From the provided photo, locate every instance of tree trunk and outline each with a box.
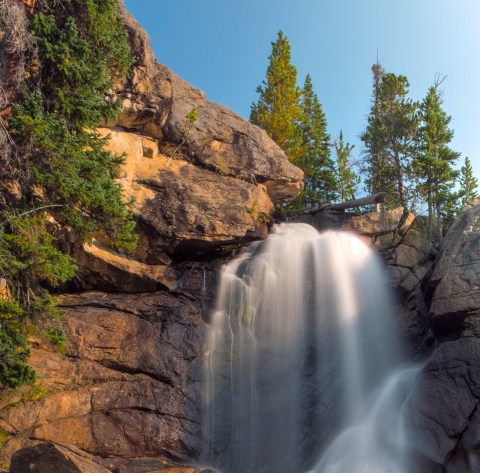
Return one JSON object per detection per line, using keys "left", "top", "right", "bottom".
{"left": 427, "top": 184, "right": 433, "bottom": 240}
{"left": 329, "top": 192, "right": 386, "bottom": 211}
{"left": 394, "top": 152, "right": 407, "bottom": 210}
{"left": 436, "top": 204, "right": 443, "bottom": 246}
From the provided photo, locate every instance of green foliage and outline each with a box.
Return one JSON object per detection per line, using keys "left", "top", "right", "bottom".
{"left": 0, "top": 301, "right": 24, "bottom": 333}
{"left": 247, "top": 200, "right": 271, "bottom": 224}
{"left": 31, "top": 0, "right": 132, "bottom": 131}
{"left": 0, "top": 328, "right": 36, "bottom": 389}
{"left": 362, "top": 63, "right": 396, "bottom": 201}
{"left": 10, "top": 94, "right": 136, "bottom": 248}
{"left": 250, "top": 31, "right": 305, "bottom": 162}
{"left": 2, "top": 213, "right": 77, "bottom": 288}
{"left": 459, "top": 157, "right": 479, "bottom": 208}
{"left": 335, "top": 130, "right": 360, "bottom": 202}
{"left": 361, "top": 65, "right": 420, "bottom": 210}
{"left": 415, "top": 81, "right": 460, "bottom": 236}
{"left": 186, "top": 107, "right": 198, "bottom": 127}
{"left": 43, "top": 327, "right": 68, "bottom": 356}
{"left": 289, "top": 74, "right": 337, "bottom": 209}
{"left": 0, "top": 0, "right": 135, "bottom": 390}
{"left": 20, "top": 385, "right": 47, "bottom": 403}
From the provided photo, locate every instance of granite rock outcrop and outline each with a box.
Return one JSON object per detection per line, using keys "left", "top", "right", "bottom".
{"left": 0, "top": 0, "right": 302, "bottom": 469}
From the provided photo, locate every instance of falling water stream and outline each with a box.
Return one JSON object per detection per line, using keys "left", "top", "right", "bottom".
{"left": 203, "top": 223, "right": 419, "bottom": 473}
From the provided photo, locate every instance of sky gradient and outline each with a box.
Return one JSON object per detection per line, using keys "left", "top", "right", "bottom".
{"left": 124, "top": 0, "right": 480, "bottom": 185}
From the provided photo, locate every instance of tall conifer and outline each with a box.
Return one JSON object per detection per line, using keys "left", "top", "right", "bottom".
{"left": 335, "top": 130, "right": 359, "bottom": 202}
{"left": 361, "top": 70, "right": 420, "bottom": 210}
{"left": 362, "top": 62, "right": 395, "bottom": 200}
{"left": 292, "top": 74, "right": 337, "bottom": 208}
{"left": 250, "top": 31, "right": 304, "bottom": 163}
{"left": 416, "top": 82, "right": 460, "bottom": 236}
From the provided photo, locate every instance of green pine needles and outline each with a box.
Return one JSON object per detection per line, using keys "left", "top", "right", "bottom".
{"left": 0, "top": 0, "right": 136, "bottom": 390}
{"left": 251, "top": 32, "right": 475, "bottom": 230}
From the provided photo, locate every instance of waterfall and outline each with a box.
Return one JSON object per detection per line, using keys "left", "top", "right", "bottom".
{"left": 203, "top": 223, "right": 419, "bottom": 473}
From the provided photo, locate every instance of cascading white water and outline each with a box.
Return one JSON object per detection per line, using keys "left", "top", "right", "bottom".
{"left": 203, "top": 223, "right": 419, "bottom": 473}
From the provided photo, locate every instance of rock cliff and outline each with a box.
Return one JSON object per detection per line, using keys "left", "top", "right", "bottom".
{"left": 0, "top": 0, "right": 303, "bottom": 470}
{"left": 2, "top": 1, "right": 480, "bottom": 472}
{"left": 406, "top": 202, "right": 480, "bottom": 473}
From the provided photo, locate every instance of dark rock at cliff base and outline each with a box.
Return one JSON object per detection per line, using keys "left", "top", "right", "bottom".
{"left": 100, "top": 456, "right": 201, "bottom": 472}
{"left": 407, "top": 338, "right": 480, "bottom": 473}
{"left": 10, "top": 442, "right": 109, "bottom": 473}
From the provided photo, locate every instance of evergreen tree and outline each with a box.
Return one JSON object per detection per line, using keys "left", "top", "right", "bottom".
{"left": 361, "top": 69, "right": 420, "bottom": 210}
{"left": 362, "top": 62, "right": 395, "bottom": 201}
{"left": 459, "top": 156, "right": 479, "bottom": 207}
{"left": 415, "top": 82, "right": 460, "bottom": 237}
{"left": 291, "top": 74, "right": 337, "bottom": 208}
{"left": 0, "top": 0, "right": 136, "bottom": 390}
{"left": 335, "top": 130, "right": 359, "bottom": 202}
{"left": 250, "top": 31, "right": 304, "bottom": 162}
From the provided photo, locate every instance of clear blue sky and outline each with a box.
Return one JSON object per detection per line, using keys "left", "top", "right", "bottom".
{"left": 124, "top": 0, "right": 480, "bottom": 183}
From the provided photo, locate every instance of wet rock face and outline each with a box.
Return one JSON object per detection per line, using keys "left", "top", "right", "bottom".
{"left": 407, "top": 338, "right": 480, "bottom": 473}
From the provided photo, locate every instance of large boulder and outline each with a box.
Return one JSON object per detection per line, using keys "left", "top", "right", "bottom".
{"left": 10, "top": 442, "right": 110, "bottom": 473}
{"left": 9, "top": 442, "right": 202, "bottom": 473}
{"left": 113, "top": 6, "right": 303, "bottom": 205}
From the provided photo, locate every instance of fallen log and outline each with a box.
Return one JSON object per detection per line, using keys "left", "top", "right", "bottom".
{"left": 328, "top": 192, "right": 385, "bottom": 211}
{"left": 286, "top": 193, "right": 386, "bottom": 217}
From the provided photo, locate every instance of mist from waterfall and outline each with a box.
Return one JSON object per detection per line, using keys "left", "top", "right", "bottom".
{"left": 202, "top": 223, "right": 419, "bottom": 473}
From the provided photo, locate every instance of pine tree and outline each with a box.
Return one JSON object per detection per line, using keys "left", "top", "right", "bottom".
{"left": 0, "top": 0, "right": 136, "bottom": 390}
{"left": 361, "top": 69, "right": 420, "bottom": 210}
{"left": 250, "top": 31, "right": 304, "bottom": 162}
{"left": 291, "top": 74, "right": 337, "bottom": 208}
{"left": 335, "top": 130, "right": 359, "bottom": 202}
{"left": 415, "top": 82, "right": 460, "bottom": 237}
{"left": 362, "top": 62, "right": 395, "bottom": 200}
{"left": 459, "top": 156, "right": 479, "bottom": 207}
